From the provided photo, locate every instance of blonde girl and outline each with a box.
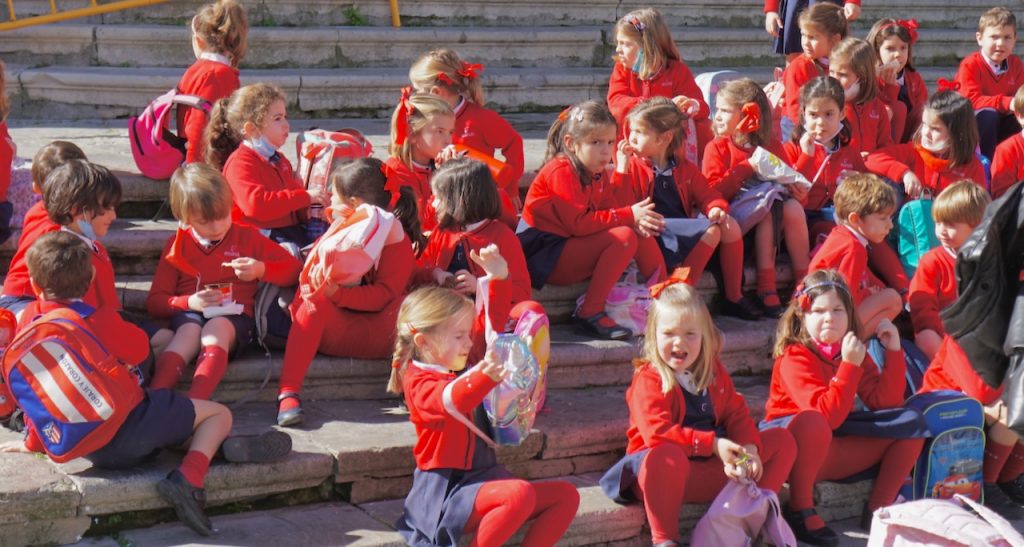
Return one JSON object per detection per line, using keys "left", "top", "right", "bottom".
{"left": 829, "top": 38, "right": 893, "bottom": 157}
{"left": 867, "top": 18, "right": 927, "bottom": 143}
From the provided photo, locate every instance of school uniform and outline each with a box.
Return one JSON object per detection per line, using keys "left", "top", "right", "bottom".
{"left": 384, "top": 156, "right": 438, "bottom": 233}
{"left": 702, "top": 136, "right": 788, "bottom": 200}
{"left": 783, "top": 135, "right": 867, "bottom": 212}
{"left": 808, "top": 225, "right": 887, "bottom": 307}
{"left": 878, "top": 70, "right": 928, "bottom": 143}
{"left": 0, "top": 202, "right": 58, "bottom": 311}
{"left": 453, "top": 99, "right": 525, "bottom": 203}
{"left": 60, "top": 228, "right": 121, "bottom": 315}
{"left": 990, "top": 131, "right": 1024, "bottom": 198}
{"left": 782, "top": 56, "right": 828, "bottom": 124}
{"left": 222, "top": 143, "right": 311, "bottom": 246}
{"left": 908, "top": 246, "right": 956, "bottom": 338}
{"left": 920, "top": 336, "right": 1002, "bottom": 404}
{"left": 0, "top": 121, "right": 14, "bottom": 244}
{"left": 846, "top": 97, "right": 893, "bottom": 155}
{"left": 955, "top": 51, "right": 1024, "bottom": 159}
{"left": 765, "top": 0, "right": 851, "bottom": 55}
{"left": 866, "top": 142, "right": 986, "bottom": 195}
{"left": 176, "top": 55, "right": 240, "bottom": 165}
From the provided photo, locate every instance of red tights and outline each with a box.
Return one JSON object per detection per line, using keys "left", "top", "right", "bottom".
{"left": 635, "top": 428, "right": 796, "bottom": 543}
{"left": 463, "top": 479, "right": 580, "bottom": 547}
{"left": 547, "top": 227, "right": 665, "bottom": 318}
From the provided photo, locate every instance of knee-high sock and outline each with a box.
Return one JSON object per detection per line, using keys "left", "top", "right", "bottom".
{"left": 150, "top": 351, "right": 186, "bottom": 390}
{"left": 188, "top": 346, "right": 228, "bottom": 400}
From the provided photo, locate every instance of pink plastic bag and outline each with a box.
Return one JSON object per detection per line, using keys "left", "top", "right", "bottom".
{"left": 691, "top": 478, "right": 797, "bottom": 547}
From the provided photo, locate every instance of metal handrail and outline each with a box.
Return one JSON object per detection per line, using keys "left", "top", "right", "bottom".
{"left": 390, "top": 0, "right": 401, "bottom": 27}
{"left": 1, "top": 0, "right": 169, "bottom": 32}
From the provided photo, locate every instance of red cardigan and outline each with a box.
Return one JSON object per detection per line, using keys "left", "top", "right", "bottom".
{"left": 312, "top": 236, "right": 415, "bottom": 313}
{"left": 878, "top": 70, "right": 928, "bottom": 142}
{"left": 908, "top": 246, "right": 956, "bottom": 336}
{"left": 846, "top": 97, "right": 893, "bottom": 155}
{"left": 955, "top": 51, "right": 1024, "bottom": 113}
{"left": 176, "top": 59, "right": 240, "bottom": 165}
{"left": 991, "top": 131, "right": 1024, "bottom": 198}
{"left": 765, "top": 343, "right": 907, "bottom": 428}
{"left": 783, "top": 139, "right": 867, "bottom": 211}
{"left": 222, "top": 145, "right": 309, "bottom": 230}
{"left": 625, "top": 361, "right": 762, "bottom": 457}
{"left": 782, "top": 56, "right": 827, "bottom": 123}
{"left": 2, "top": 202, "right": 58, "bottom": 298}
{"left": 808, "top": 226, "right": 888, "bottom": 307}
{"left": 521, "top": 155, "right": 633, "bottom": 237}
{"left": 702, "top": 136, "right": 788, "bottom": 200}
{"left": 865, "top": 143, "right": 986, "bottom": 195}
{"left": 454, "top": 100, "right": 525, "bottom": 200}
{"left": 607, "top": 60, "right": 710, "bottom": 131}
{"left": 384, "top": 156, "right": 437, "bottom": 233}
{"left": 920, "top": 336, "right": 1002, "bottom": 405}
{"left": 618, "top": 155, "right": 728, "bottom": 216}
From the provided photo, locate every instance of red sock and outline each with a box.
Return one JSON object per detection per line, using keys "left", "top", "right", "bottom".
{"left": 757, "top": 267, "right": 780, "bottom": 305}
{"left": 720, "top": 238, "right": 744, "bottom": 302}
{"left": 188, "top": 346, "right": 228, "bottom": 400}
{"left": 178, "top": 450, "right": 211, "bottom": 488}
{"left": 985, "top": 440, "right": 1015, "bottom": 483}
{"left": 998, "top": 443, "right": 1024, "bottom": 483}
{"left": 150, "top": 351, "right": 186, "bottom": 390}
{"left": 679, "top": 240, "right": 715, "bottom": 286}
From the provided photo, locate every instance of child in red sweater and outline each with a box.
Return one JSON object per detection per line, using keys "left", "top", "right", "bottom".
{"left": 867, "top": 18, "right": 928, "bottom": 143}
{"left": 147, "top": 164, "right": 301, "bottom": 400}
{"left": 704, "top": 78, "right": 810, "bottom": 316}
{"left": 206, "top": 83, "right": 326, "bottom": 249}
{"left": 519, "top": 101, "right": 666, "bottom": 340}
{"left": 764, "top": 270, "right": 924, "bottom": 544}
{"left": 389, "top": 286, "right": 579, "bottom": 546}
{"left": 275, "top": 158, "right": 419, "bottom": 427}
{"left": 781, "top": 4, "right": 848, "bottom": 142}
{"left": 607, "top": 8, "right": 712, "bottom": 162}
{"left": 601, "top": 280, "right": 796, "bottom": 545}
{"left": 409, "top": 49, "right": 525, "bottom": 208}
{"left": 829, "top": 38, "right": 893, "bottom": 158}
{"left": 765, "top": 0, "right": 860, "bottom": 62}
{"left": 909, "top": 181, "right": 990, "bottom": 358}
{"left": 990, "top": 84, "right": 1024, "bottom": 198}
{"left": 955, "top": 7, "right": 1024, "bottom": 161}
{"left": 176, "top": 0, "right": 247, "bottom": 165}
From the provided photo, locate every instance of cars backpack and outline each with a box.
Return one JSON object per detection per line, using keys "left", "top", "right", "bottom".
{"left": 295, "top": 129, "right": 374, "bottom": 239}
{"left": 129, "top": 89, "right": 213, "bottom": 180}
{"left": 897, "top": 191, "right": 939, "bottom": 278}
{"left": 1, "top": 303, "right": 144, "bottom": 462}
{"left": 900, "top": 390, "right": 985, "bottom": 502}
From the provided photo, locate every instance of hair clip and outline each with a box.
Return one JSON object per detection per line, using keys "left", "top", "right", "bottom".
{"left": 793, "top": 280, "right": 850, "bottom": 310}
{"left": 557, "top": 105, "right": 573, "bottom": 122}
{"left": 394, "top": 87, "right": 416, "bottom": 146}
{"left": 570, "top": 107, "right": 585, "bottom": 123}
{"left": 390, "top": 359, "right": 403, "bottom": 370}
{"left": 936, "top": 78, "right": 960, "bottom": 92}
{"left": 406, "top": 322, "right": 419, "bottom": 335}
{"left": 649, "top": 276, "right": 687, "bottom": 299}
{"left": 627, "top": 15, "right": 646, "bottom": 33}
{"left": 457, "top": 61, "right": 484, "bottom": 80}
{"left": 436, "top": 72, "right": 456, "bottom": 86}
{"left": 736, "top": 102, "right": 761, "bottom": 134}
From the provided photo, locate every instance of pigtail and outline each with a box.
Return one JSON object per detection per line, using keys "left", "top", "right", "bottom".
{"left": 387, "top": 325, "right": 415, "bottom": 394}
{"left": 394, "top": 185, "right": 427, "bottom": 256}
{"left": 193, "top": 0, "right": 249, "bottom": 66}
{"left": 203, "top": 97, "right": 239, "bottom": 171}
{"left": 544, "top": 112, "right": 570, "bottom": 164}
{"left": 462, "top": 73, "right": 485, "bottom": 106}
{"left": 772, "top": 303, "right": 808, "bottom": 358}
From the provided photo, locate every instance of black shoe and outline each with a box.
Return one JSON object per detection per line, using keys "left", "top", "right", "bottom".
{"left": 859, "top": 502, "right": 874, "bottom": 532}
{"left": 156, "top": 470, "right": 213, "bottom": 536}
{"left": 984, "top": 482, "right": 1024, "bottom": 520}
{"left": 756, "top": 294, "right": 785, "bottom": 318}
{"left": 573, "top": 311, "right": 631, "bottom": 340}
{"left": 276, "top": 392, "right": 304, "bottom": 428}
{"left": 221, "top": 430, "right": 292, "bottom": 463}
{"left": 998, "top": 474, "right": 1024, "bottom": 505}
{"left": 719, "top": 295, "right": 764, "bottom": 321}
{"left": 783, "top": 507, "right": 839, "bottom": 547}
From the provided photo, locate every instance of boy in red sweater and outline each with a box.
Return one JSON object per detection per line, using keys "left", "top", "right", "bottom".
{"left": 955, "top": 7, "right": 1024, "bottom": 161}
{"left": 990, "top": 84, "right": 1024, "bottom": 198}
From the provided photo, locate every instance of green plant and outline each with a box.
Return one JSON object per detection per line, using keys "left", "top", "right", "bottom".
{"left": 343, "top": 5, "right": 367, "bottom": 26}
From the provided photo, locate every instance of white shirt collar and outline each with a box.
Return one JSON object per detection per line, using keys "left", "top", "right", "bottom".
{"left": 981, "top": 52, "right": 1008, "bottom": 75}
{"left": 842, "top": 223, "right": 869, "bottom": 247}
{"left": 411, "top": 360, "right": 453, "bottom": 375}
{"left": 464, "top": 219, "right": 487, "bottom": 232}
{"left": 453, "top": 96, "right": 467, "bottom": 116}
{"left": 199, "top": 51, "right": 232, "bottom": 66}
{"left": 674, "top": 369, "right": 702, "bottom": 395}
{"left": 59, "top": 226, "right": 98, "bottom": 251}
{"left": 943, "top": 245, "right": 957, "bottom": 259}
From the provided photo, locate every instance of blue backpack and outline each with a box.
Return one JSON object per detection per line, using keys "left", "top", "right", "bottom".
{"left": 896, "top": 194, "right": 938, "bottom": 278}
{"left": 900, "top": 391, "right": 985, "bottom": 502}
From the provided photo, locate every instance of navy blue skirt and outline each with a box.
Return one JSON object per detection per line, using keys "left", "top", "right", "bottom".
{"left": 517, "top": 225, "right": 568, "bottom": 290}
{"left": 600, "top": 449, "right": 649, "bottom": 503}
{"left": 658, "top": 216, "right": 710, "bottom": 271}
{"left": 760, "top": 408, "right": 929, "bottom": 439}
{"left": 772, "top": 0, "right": 842, "bottom": 55}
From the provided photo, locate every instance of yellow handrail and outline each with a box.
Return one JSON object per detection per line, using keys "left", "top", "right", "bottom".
{"left": 1, "top": 0, "right": 169, "bottom": 32}
{"left": 390, "top": 0, "right": 401, "bottom": 27}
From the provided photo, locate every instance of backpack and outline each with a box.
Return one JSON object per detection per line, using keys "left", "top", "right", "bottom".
{"left": 900, "top": 391, "right": 985, "bottom": 502}
{"left": 1, "top": 303, "right": 144, "bottom": 462}
{"left": 695, "top": 70, "right": 741, "bottom": 120}
{"left": 574, "top": 263, "right": 653, "bottom": 335}
{"left": 0, "top": 307, "right": 19, "bottom": 420}
{"left": 295, "top": 129, "right": 374, "bottom": 240}
{"left": 129, "top": 89, "right": 213, "bottom": 180}
{"left": 253, "top": 283, "right": 294, "bottom": 352}
{"left": 866, "top": 337, "right": 930, "bottom": 401}
{"left": 868, "top": 494, "right": 1024, "bottom": 546}
{"left": 897, "top": 192, "right": 939, "bottom": 278}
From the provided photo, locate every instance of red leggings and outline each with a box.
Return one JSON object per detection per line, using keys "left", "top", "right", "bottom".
{"left": 547, "top": 227, "right": 665, "bottom": 317}
{"left": 635, "top": 428, "right": 797, "bottom": 543}
{"left": 463, "top": 479, "right": 580, "bottom": 547}
{"left": 785, "top": 411, "right": 925, "bottom": 514}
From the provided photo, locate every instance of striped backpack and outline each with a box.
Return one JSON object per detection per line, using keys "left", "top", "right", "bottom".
{"left": 1, "top": 303, "right": 143, "bottom": 462}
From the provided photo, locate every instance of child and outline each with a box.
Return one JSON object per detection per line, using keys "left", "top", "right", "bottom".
{"left": 606, "top": 8, "right": 713, "bottom": 160}
{"left": 0, "top": 59, "right": 13, "bottom": 246}
{"left": 205, "top": 83, "right": 326, "bottom": 249}
{"left": 385, "top": 89, "right": 458, "bottom": 233}
{"left": 276, "top": 158, "right": 418, "bottom": 427}
{"left": 3, "top": 231, "right": 291, "bottom": 537}
{"left": 781, "top": 3, "right": 848, "bottom": 141}
{"left": 866, "top": 90, "right": 985, "bottom": 197}
{"left": 909, "top": 181, "right": 991, "bottom": 359}
{"left": 409, "top": 49, "right": 525, "bottom": 207}
{"left": 147, "top": 163, "right": 301, "bottom": 400}
{"left": 600, "top": 280, "right": 796, "bottom": 545}
{"left": 990, "top": 84, "right": 1024, "bottom": 198}
{"left": 519, "top": 101, "right": 666, "bottom": 340}
{"left": 764, "top": 270, "right": 925, "bottom": 544}
{"left": 954, "top": 7, "right": 1024, "bottom": 161}
{"left": 0, "top": 141, "right": 86, "bottom": 318}
{"left": 703, "top": 79, "right": 811, "bottom": 316}
{"left": 617, "top": 97, "right": 761, "bottom": 320}
{"left": 867, "top": 18, "right": 928, "bottom": 143}
{"left": 807, "top": 173, "right": 903, "bottom": 336}
{"left": 389, "top": 286, "right": 579, "bottom": 546}
{"left": 176, "top": 0, "right": 247, "bottom": 165}
{"left": 829, "top": 38, "right": 893, "bottom": 157}
{"left": 765, "top": 0, "right": 860, "bottom": 62}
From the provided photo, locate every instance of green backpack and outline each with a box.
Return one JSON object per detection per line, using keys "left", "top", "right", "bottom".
{"left": 897, "top": 194, "right": 939, "bottom": 277}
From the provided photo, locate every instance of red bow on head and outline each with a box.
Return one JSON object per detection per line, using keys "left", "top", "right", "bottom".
{"left": 896, "top": 19, "right": 919, "bottom": 45}
{"left": 457, "top": 61, "right": 484, "bottom": 80}
{"left": 394, "top": 87, "right": 416, "bottom": 147}
{"left": 649, "top": 275, "right": 688, "bottom": 299}
{"left": 936, "top": 78, "right": 960, "bottom": 92}
{"left": 381, "top": 163, "right": 402, "bottom": 209}
{"left": 437, "top": 72, "right": 456, "bottom": 86}
{"left": 735, "top": 102, "right": 761, "bottom": 134}
{"left": 557, "top": 105, "right": 573, "bottom": 123}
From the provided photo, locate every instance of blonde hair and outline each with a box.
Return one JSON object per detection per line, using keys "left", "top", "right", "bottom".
{"left": 932, "top": 180, "right": 991, "bottom": 226}
{"left": 627, "top": 97, "right": 686, "bottom": 157}
{"left": 192, "top": 0, "right": 249, "bottom": 67}
{"left": 409, "top": 49, "right": 485, "bottom": 105}
{"left": 614, "top": 8, "right": 680, "bottom": 80}
{"left": 834, "top": 172, "right": 896, "bottom": 221}
{"left": 716, "top": 78, "right": 773, "bottom": 147}
{"left": 1012, "top": 84, "right": 1024, "bottom": 117}
{"left": 388, "top": 92, "right": 455, "bottom": 169}
{"left": 798, "top": 3, "right": 848, "bottom": 41}
{"left": 978, "top": 6, "right": 1016, "bottom": 34}
{"left": 169, "top": 163, "right": 233, "bottom": 224}
{"left": 387, "top": 287, "right": 475, "bottom": 394}
{"left": 203, "top": 83, "right": 286, "bottom": 170}
{"left": 773, "top": 270, "right": 861, "bottom": 358}
{"left": 0, "top": 59, "right": 9, "bottom": 122}
{"left": 639, "top": 283, "right": 721, "bottom": 394}
{"left": 545, "top": 100, "right": 617, "bottom": 183}
{"left": 829, "top": 38, "right": 879, "bottom": 104}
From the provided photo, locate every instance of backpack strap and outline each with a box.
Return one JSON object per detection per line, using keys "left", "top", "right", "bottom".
{"left": 440, "top": 367, "right": 498, "bottom": 450}
{"left": 67, "top": 301, "right": 96, "bottom": 319}
{"left": 170, "top": 95, "right": 213, "bottom": 114}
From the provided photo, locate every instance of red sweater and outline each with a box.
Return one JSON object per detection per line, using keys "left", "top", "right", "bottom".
{"left": 146, "top": 224, "right": 301, "bottom": 318}
{"left": 454, "top": 100, "right": 525, "bottom": 200}
{"left": 955, "top": 51, "right": 1024, "bottom": 113}
{"left": 607, "top": 60, "right": 710, "bottom": 131}
{"left": 625, "top": 361, "right": 761, "bottom": 457}
{"left": 991, "top": 131, "right": 1024, "bottom": 198}
{"left": 521, "top": 156, "right": 634, "bottom": 237}
{"left": 618, "top": 155, "right": 729, "bottom": 216}
{"left": 879, "top": 70, "right": 928, "bottom": 142}
{"left": 2, "top": 202, "right": 58, "bottom": 298}
{"left": 920, "top": 335, "right": 1002, "bottom": 405}
{"left": 176, "top": 59, "right": 240, "bottom": 165}
{"left": 764, "top": 0, "right": 858, "bottom": 12}
{"left": 846, "top": 97, "right": 893, "bottom": 155}
{"left": 865, "top": 143, "right": 986, "bottom": 194}
{"left": 783, "top": 56, "right": 827, "bottom": 123}
{"left": 384, "top": 156, "right": 437, "bottom": 233}
{"left": 908, "top": 246, "right": 956, "bottom": 336}
{"left": 702, "top": 136, "right": 788, "bottom": 200}
{"left": 403, "top": 362, "right": 500, "bottom": 470}
{"left": 222, "top": 145, "right": 309, "bottom": 230}
{"left": 0, "top": 122, "right": 13, "bottom": 201}
{"left": 783, "top": 139, "right": 867, "bottom": 211}
{"left": 312, "top": 236, "right": 415, "bottom": 313}
{"left": 765, "top": 343, "right": 907, "bottom": 428}
{"left": 808, "top": 226, "right": 887, "bottom": 307}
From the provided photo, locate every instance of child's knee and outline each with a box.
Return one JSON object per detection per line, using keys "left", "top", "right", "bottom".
{"left": 200, "top": 317, "right": 236, "bottom": 347}
{"left": 701, "top": 224, "right": 722, "bottom": 245}
{"left": 721, "top": 215, "right": 741, "bottom": 241}
{"left": 788, "top": 410, "right": 833, "bottom": 444}
{"left": 607, "top": 226, "right": 639, "bottom": 249}
{"left": 762, "top": 427, "right": 797, "bottom": 461}
{"left": 783, "top": 199, "right": 806, "bottom": 223}
{"left": 644, "top": 443, "right": 690, "bottom": 477}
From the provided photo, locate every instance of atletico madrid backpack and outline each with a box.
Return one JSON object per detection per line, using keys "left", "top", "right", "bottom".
{"left": 1, "top": 302, "right": 144, "bottom": 462}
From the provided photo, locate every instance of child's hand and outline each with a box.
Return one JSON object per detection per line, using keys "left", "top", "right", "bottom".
{"left": 707, "top": 207, "right": 726, "bottom": 224}
{"left": 764, "top": 11, "right": 782, "bottom": 36}
{"left": 188, "top": 289, "right": 223, "bottom": 311}
{"left": 671, "top": 95, "right": 700, "bottom": 116}
{"left": 479, "top": 349, "right": 506, "bottom": 382}
{"left": 223, "top": 257, "right": 266, "bottom": 282}
{"left": 841, "top": 331, "right": 866, "bottom": 366}
{"left": 713, "top": 437, "right": 746, "bottom": 468}
{"left": 902, "top": 171, "right": 922, "bottom": 199}
{"left": 435, "top": 145, "right": 464, "bottom": 166}
{"left": 877, "top": 61, "right": 900, "bottom": 85}
{"left": 876, "top": 318, "right": 901, "bottom": 352}
{"left": 0, "top": 440, "right": 30, "bottom": 453}
{"left": 469, "top": 243, "right": 509, "bottom": 281}
{"left": 616, "top": 140, "right": 634, "bottom": 173}
{"left": 788, "top": 182, "right": 809, "bottom": 202}
{"left": 843, "top": 2, "right": 860, "bottom": 20}
{"left": 453, "top": 270, "right": 478, "bottom": 295}
{"left": 799, "top": 130, "right": 816, "bottom": 156}
{"left": 433, "top": 268, "right": 457, "bottom": 288}
{"left": 632, "top": 197, "right": 665, "bottom": 236}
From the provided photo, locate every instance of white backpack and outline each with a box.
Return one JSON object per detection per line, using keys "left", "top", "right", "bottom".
{"left": 868, "top": 494, "right": 1024, "bottom": 546}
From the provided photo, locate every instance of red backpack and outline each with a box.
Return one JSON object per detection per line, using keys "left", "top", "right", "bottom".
{"left": 1, "top": 303, "right": 143, "bottom": 462}
{"left": 0, "top": 307, "right": 19, "bottom": 419}
{"left": 129, "top": 88, "right": 213, "bottom": 180}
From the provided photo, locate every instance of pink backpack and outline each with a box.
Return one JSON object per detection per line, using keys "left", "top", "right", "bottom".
{"left": 691, "top": 478, "right": 797, "bottom": 546}
{"left": 295, "top": 128, "right": 373, "bottom": 195}
{"left": 867, "top": 494, "right": 1024, "bottom": 546}
{"left": 128, "top": 89, "right": 212, "bottom": 179}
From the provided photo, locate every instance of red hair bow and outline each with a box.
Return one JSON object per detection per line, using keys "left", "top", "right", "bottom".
{"left": 437, "top": 72, "right": 456, "bottom": 86}
{"left": 936, "top": 78, "right": 960, "bottom": 92}
{"left": 557, "top": 105, "right": 573, "bottom": 123}
{"left": 649, "top": 275, "right": 688, "bottom": 299}
{"left": 381, "top": 163, "right": 402, "bottom": 209}
{"left": 458, "top": 61, "right": 484, "bottom": 80}
{"left": 896, "top": 19, "right": 919, "bottom": 45}
{"left": 393, "top": 87, "right": 416, "bottom": 147}
{"left": 736, "top": 102, "right": 761, "bottom": 134}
